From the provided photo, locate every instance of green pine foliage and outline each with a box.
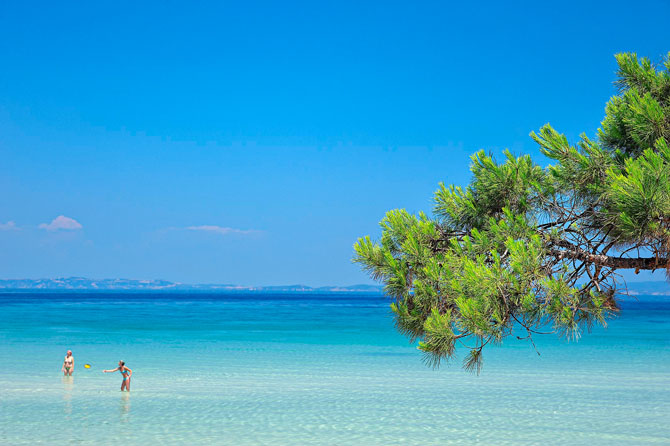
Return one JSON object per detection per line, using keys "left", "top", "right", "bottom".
{"left": 354, "top": 52, "right": 670, "bottom": 372}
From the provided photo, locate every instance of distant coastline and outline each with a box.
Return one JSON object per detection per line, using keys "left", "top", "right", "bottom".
{"left": 0, "top": 277, "right": 670, "bottom": 297}
{"left": 0, "top": 277, "right": 384, "bottom": 293}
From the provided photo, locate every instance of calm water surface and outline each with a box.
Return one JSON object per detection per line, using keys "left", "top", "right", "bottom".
{"left": 0, "top": 292, "right": 668, "bottom": 445}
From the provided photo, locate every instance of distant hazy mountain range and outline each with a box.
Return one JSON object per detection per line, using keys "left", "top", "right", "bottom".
{"left": 621, "top": 280, "right": 670, "bottom": 296}
{"left": 0, "top": 277, "right": 384, "bottom": 292}
{"left": 0, "top": 277, "right": 669, "bottom": 296}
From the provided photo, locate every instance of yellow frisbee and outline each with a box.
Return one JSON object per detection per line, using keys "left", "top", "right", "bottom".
{"left": 84, "top": 364, "right": 91, "bottom": 369}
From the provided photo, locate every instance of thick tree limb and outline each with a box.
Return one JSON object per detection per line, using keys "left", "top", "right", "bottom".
{"left": 550, "top": 247, "right": 668, "bottom": 270}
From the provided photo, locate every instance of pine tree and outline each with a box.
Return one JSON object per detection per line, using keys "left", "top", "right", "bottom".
{"left": 353, "top": 52, "right": 670, "bottom": 372}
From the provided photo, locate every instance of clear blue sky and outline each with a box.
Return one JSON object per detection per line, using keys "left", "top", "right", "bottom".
{"left": 1, "top": 1, "right": 668, "bottom": 286}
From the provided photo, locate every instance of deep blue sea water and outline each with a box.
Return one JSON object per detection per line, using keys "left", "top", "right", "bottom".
{"left": 0, "top": 291, "right": 668, "bottom": 445}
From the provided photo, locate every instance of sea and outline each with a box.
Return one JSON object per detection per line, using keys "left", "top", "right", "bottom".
{"left": 0, "top": 291, "right": 668, "bottom": 445}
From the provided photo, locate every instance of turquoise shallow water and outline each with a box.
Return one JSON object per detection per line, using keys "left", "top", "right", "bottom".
{"left": 0, "top": 292, "right": 668, "bottom": 445}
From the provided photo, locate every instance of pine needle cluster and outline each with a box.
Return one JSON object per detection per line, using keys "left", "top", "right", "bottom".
{"left": 354, "top": 52, "right": 670, "bottom": 373}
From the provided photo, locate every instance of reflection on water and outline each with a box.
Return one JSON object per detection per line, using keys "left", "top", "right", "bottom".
{"left": 61, "top": 376, "right": 73, "bottom": 418}
{"left": 120, "top": 393, "right": 131, "bottom": 423}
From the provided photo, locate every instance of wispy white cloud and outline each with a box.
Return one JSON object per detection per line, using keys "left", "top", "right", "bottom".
{"left": 39, "top": 215, "right": 83, "bottom": 231}
{"left": 186, "top": 225, "right": 260, "bottom": 236}
{"left": 0, "top": 221, "right": 18, "bottom": 231}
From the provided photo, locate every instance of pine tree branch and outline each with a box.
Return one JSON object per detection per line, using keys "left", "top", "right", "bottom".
{"left": 550, "top": 245, "right": 668, "bottom": 270}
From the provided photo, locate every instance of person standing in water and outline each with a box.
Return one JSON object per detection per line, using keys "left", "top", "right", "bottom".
{"left": 103, "top": 360, "right": 132, "bottom": 391}
{"left": 62, "top": 350, "right": 74, "bottom": 376}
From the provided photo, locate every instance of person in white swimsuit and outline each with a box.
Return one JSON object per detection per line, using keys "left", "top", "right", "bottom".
{"left": 62, "top": 350, "right": 74, "bottom": 376}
